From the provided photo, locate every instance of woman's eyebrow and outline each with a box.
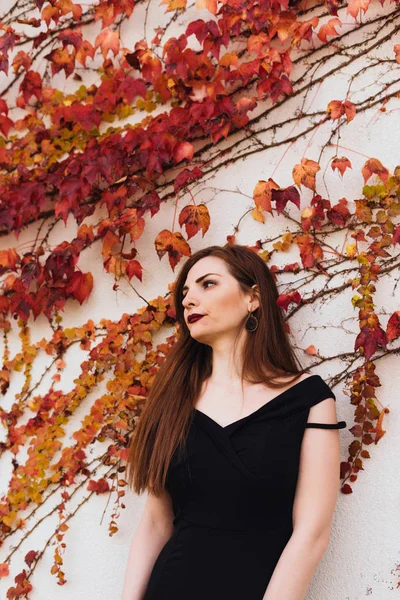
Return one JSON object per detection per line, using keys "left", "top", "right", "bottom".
{"left": 182, "top": 273, "right": 221, "bottom": 292}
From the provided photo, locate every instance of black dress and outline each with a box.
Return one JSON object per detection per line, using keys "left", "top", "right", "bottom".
{"left": 143, "top": 374, "right": 346, "bottom": 600}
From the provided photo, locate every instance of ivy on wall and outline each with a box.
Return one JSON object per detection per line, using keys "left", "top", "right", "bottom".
{"left": 0, "top": 0, "right": 399, "bottom": 596}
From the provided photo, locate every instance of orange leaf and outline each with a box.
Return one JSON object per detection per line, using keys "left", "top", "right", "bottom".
{"left": 295, "top": 234, "right": 324, "bottom": 268}
{"left": 291, "top": 17, "right": 319, "bottom": 48}
{"left": 178, "top": 204, "right": 210, "bottom": 239}
{"left": 253, "top": 181, "right": 272, "bottom": 213}
{"left": 305, "top": 345, "right": 317, "bottom": 355}
{"left": 317, "top": 17, "right": 341, "bottom": 42}
{"left": 292, "top": 158, "right": 320, "bottom": 190}
{"left": 361, "top": 158, "right": 389, "bottom": 184}
{"left": 57, "top": 0, "right": 82, "bottom": 19}
{"left": 141, "top": 52, "right": 163, "bottom": 83}
{"left": 12, "top": 51, "right": 32, "bottom": 74}
{"left": 343, "top": 100, "right": 356, "bottom": 122}
{"left": 195, "top": 0, "right": 217, "bottom": 14}
{"left": 395, "top": 44, "right": 400, "bottom": 64}
{"left": 327, "top": 99, "right": 356, "bottom": 122}
{"left": 160, "top": 0, "right": 187, "bottom": 10}
{"left": 44, "top": 47, "right": 76, "bottom": 78}
{"left": 347, "top": 0, "right": 371, "bottom": 19}
{"left": 0, "top": 248, "right": 20, "bottom": 271}
{"left": 154, "top": 230, "right": 191, "bottom": 270}
{"left": 95, "top": 28, "right": 120, "bottom": 59}
{"left": 42, "top": 5, "right": 59, "bottom": 25}
{"left": 355, "top": 199, "right": 373, "bottom": 223}
{"left": 331, "top": 156, "right": 352, "bottom": 177}
{"left": 219, "top": 52, "right": 239, "bottom": 68}
{"left": 94, "top": 2, "right": 115, "bottom": 28}
{"left": 247, "top": 32, "right": 270, "bottom": 56}
{"left": 275, "top": 12, "right": 297, "bottom": 43}
{"left": 101, "top": 229, "right": 120, "bottom": 258}
{"left": 327, "top": 100, "right": 341, "bottom": 119}
{"left": 76, "top": 40, "right": 95, "bottom": 67}
{"left": 272, "top": 232, "right": 293, "bottom": 251}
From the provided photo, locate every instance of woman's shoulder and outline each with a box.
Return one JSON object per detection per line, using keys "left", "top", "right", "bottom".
{"left": 283, "top": 372, "right": 337, "bottom": 411}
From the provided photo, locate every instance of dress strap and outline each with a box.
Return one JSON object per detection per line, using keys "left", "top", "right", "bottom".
{"left": 305, "top": 421, "right": 347, "bottom": 429}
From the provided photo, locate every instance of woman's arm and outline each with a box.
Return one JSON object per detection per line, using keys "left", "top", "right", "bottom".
{"left": 262, "top": 529, "right": 329, "bottom": 600}
{"left": 121, "top": 490, "right": 175, "bottom": 600}
{"left": 263, "top": 397, "right": 342, "bottom": 599}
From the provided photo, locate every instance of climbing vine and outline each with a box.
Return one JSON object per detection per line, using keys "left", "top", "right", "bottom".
{"left": 0, "top": 0, "right": 399, "bottom": 596}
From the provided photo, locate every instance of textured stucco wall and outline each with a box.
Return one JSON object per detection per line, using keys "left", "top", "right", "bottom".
{"left": 0, "top": 0, "right": 399, "bottom": 598}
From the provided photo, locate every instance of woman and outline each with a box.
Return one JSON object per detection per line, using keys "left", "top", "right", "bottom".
{"left": 121, "top": 243, "right": 346, "bottom": 600}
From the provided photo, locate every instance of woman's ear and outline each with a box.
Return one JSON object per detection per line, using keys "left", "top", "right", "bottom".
{"left": 250, "top": 284, "right": 261, "bottom": 311}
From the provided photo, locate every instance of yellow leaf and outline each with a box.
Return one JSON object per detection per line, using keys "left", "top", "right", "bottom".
{"left": 251, "top": 207, "right": 265, "bottom": 223}
{"left": 346, "top": 243, "right": 357, "bottom": 258}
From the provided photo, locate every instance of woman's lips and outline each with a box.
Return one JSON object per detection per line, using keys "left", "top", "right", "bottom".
{"left": 189, "top": 315, "right": 204, "bottom": 323}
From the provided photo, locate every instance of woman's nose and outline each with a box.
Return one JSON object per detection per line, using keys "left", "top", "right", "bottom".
{"left": 183, "top": 292, "right": 198, "bottom": 308}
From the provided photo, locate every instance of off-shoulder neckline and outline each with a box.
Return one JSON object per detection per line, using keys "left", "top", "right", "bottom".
{"left": 193, "top": 374, "right": 322, "bottom": 430}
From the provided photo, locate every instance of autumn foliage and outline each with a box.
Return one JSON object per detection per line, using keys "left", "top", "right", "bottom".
{"left": 0, "top": 0, "right": 399, "bottom": 595}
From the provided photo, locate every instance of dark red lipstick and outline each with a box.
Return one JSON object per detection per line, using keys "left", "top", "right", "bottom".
{"left": 188, "top": 314, "right": 205, "bottom": 323}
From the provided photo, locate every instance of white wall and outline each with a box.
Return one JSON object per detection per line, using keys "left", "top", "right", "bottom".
{"left": 0, "top": 0, "right": 399, "bottom": 598}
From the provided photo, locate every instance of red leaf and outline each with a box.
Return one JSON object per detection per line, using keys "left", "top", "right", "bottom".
{"left": 326, "top": 198, "right": 351, "bottom": 227}
{"left": 354, "top": 325, "right": 387, "bottom": 360}
{"left": 18, "top": 70, "right": 42, "bottom": 106}
{"left": 173, "top": 141, "right": 194, "bottom": 164}
{"left": 271, "top": 185, "right": 300, "bottom": 215}
{"left": 341, "top": 483, "right": 353, "bottom": 494}
{"left": 276, "top": 291, "right": 302, "bottom": 311}
{"left": 386, "top": 311, "right": 400, "bottom": 342}
{"left": 173, "top": 166, "right": 203, "bottom": 194}
{"left": 87, "top": 477, "right": 110, "bottom": 494}
{"left": 65, "top": 272, "right": 93, "bottom": 304}
{"left": 0, "top": 114, "right": 14, "bottom": 137}
{"left": 24, "top": 550, "right": 38, "bottom": 567}
{"left": 58, "top": 28, "right": 83, "bottom": 50}
{"left": 126, "top": 260, "right": 142, "bottom": 281}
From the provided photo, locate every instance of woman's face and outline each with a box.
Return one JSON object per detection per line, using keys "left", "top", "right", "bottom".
{"left": 181, "top": 256, "right": 258, "bottom": 346}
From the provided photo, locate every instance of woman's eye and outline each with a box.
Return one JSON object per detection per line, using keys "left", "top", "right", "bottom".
{"left": 183, "top": 280, "right": 215, "bottom": 299}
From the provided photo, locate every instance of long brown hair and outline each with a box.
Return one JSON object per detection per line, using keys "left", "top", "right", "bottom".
{"left": 126, "top": 243, "right": 309, "bottom": 496}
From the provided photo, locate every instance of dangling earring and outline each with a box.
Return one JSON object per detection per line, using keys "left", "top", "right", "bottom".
{"left": 245, "top": 308, "right": 258, "bottom": 332}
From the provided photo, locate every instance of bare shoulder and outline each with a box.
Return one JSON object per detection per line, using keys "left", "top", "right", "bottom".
{"left": 143, "top": 489, "right": 174, "bottom": 529}
{"left": 299, "top": 371, "right": 316, "bottom": 382}
{"left": 278, "top": 371, "right": 315, "bottom": 385}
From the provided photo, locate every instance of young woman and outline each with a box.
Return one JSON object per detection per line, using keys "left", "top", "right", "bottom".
{"left": 121, "top": 243, "right": 346, "bottom": 600}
